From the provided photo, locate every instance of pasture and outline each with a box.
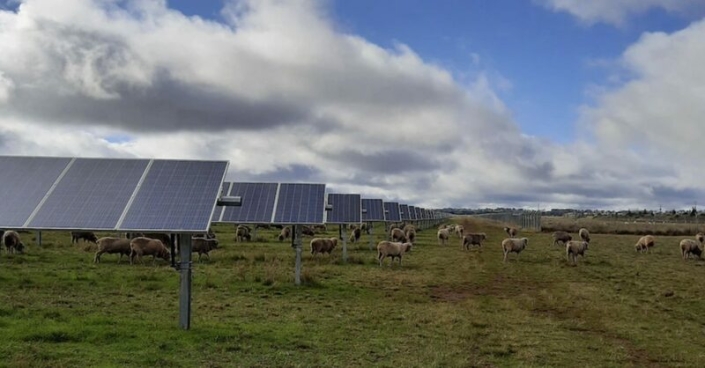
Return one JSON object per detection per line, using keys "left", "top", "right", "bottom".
{"left": 1, "top": 218, "right": 704, "bottom": 367}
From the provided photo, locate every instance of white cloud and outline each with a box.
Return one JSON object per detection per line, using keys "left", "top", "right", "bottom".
{"left": 0, "top": 71, "right": 13, "bottom": 103}
{"left": 537, "top": 0, "right": 705, "bottom": 25}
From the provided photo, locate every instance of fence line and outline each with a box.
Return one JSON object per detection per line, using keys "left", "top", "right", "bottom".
{"left": 470, "top": 212, "right": 542, "bottom": 231}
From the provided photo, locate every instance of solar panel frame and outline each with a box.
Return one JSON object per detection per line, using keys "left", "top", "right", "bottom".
{"left": 414, "top": 206, "right": 423, "bottom": 220}
{"left": 272, "top": 183, "right": 326, "bottom": 224}
{"left": 0, "top": 156, "right": 72, "bottom": 228}
{"left": 361, "top": 198, "right": 385, "bottom": 221}
{"left": 408, "top": 205, "right": 418, "bottom": 221}
{"left": 325, "top": 193, "right": 362, "bottom": 224}
{"left": 399, "top": 204, "right": 411, "bottom": 221}
{"left": 383, "top": 201, "right": 401, "bottom": 222}
{"left": 218, "top": 182, "right": 279, "bottom": 224}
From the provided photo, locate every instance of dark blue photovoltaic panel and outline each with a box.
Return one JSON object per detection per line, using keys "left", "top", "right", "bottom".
{"left": 220, "top": 182, "right": 279, "bottom": 223}
{"left": 399, "top": 204, "right": 411, "bottom": 221}
{"left": 29, "top": 158, "right": 149, "bottom": 230}
{"left": 120, "top": 160, "right": 227, "bottom": 232}
{"left": 361, "top": 199, "right": 385, "bottom": 221}
{"left": 326, "top": 193, "right": 361, "bottom": 224}
{"left": 415, "top": 207, "right": 423, "bottom": 220}
{"left": 211, "top": 182, "right": 232, "bottom": 223}
{"left": 408, "top": 206, "right": 418, "bottom": 220}
{"left": 383, "top": 202, "right": 401, "bottom": 222}
{"left": 273, "top": 183, "right": 325, "bottom": 224}
{"left": 0, "top": 156, "right": 72, "bottom": 227}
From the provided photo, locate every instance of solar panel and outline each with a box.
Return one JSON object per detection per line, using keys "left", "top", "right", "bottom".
{"left": 29, "top": 158, "right": 150, "bottom": 230}
{"left": 361, "top": 199, "right": 385, "bottom": 221}
{"left": 326, "top": 193, "right": 361, "bottom": 224}
{"left": 414, "top": 206, "right": 423, "bottom": 220}
{"left": 120, "top": 160, "right": 228, "bottom": 232}
{"left": 273, "top": 183, "right": 326, "bottom": 224}
{"left": 220, "top": 182, "right": 279, "bottom": 224}
{"left": 408, "top": 206, "right": 418, "bottom": 220}
{"left": 383, "top": 202, "right": 401, "bottom": 222}
{"left": 211, "top": 182, "right": 232, "bottom": 223}
{"left": 399, "top": 204, "right": 411, "bottom": 221}
{"left": 0, "top": 156, "right": 72, "bottom": 227}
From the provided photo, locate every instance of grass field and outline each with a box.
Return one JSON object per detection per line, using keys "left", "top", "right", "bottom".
{"left": 1, "top": 218, "right": 705, "bottom": 367}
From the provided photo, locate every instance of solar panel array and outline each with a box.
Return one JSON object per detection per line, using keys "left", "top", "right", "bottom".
{"left": 0, "top": 156, "right": 227, "bottom": 232}
{"left": 274, "top": 183, "right": 326, "bottom": 224}
{"left": 218, "top": 182, "right": 279, "bottom": 224}
{"left": 408, "top": 205, "right": 418, "bottom": 221}
{"left": 384, "top": 202, "right": 401, "bottom": 222}
{"left": 326, "top": 194, "right": 362, "bottom": 224}
{"left": 399, "top": 204, "right": 411, "bottom": 221}
{"left": 361, "top": 199, "right": 385, "bottom": 221}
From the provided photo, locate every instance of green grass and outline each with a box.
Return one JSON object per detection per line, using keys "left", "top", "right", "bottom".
{"left": 1, "top": 220, "right": 705, "bottom": 367}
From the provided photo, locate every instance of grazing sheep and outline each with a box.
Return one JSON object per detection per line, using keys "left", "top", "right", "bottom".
{"left": 696, "top": 232, "right": 705, "bottom": 244}
{"left": 578, "top": 228, "right": 591, "bottom": 243}
{"left": 635, "top": 235, "right": 656, "bottom": 253}
{"left": 462, "top": 233, "right": 487, "bottom": 250}
{"left": 376, "top": 241, "right": 413, "bottom": 267}
{"left": 503, "top": 227, "right": 518, "bottom": 237}
{"left": 2, "top": 230, "right": 24, "bottom": 254}
{"left": 403, "top": 224, "right": 416, "bottom": 234}
{"left": 502, "top": 237, "right": 528, "bottom": 262}
{"left": 455, "top": 225, "right": 465, "bottom": 238}
{"left": 566, "top": 240, "right": 589, "bottom": 265}
{"left": 71, "top": 231, "right": 98, "bottom": 244}
{"left": 552, "top": 231, "right": 572, "bottom": 247}
{"left": 360, "top": 222, "right": 370, "bottom": 235}
{"left": 192, "top": 237, "right": 219, "bottom": 261}
{"left": 390, "top": 228, "right": 407, "bottom": 242}
{"left": 446, "top": 224, "right": 456, "bottom": 234}
{"left": 302, "top": 226, "right": 315, "bottom": 237}
{"left": 437, "top": 229, "right": 450, "bottom": 246}
{"left": 438, "top": 224, "right": 448, "bottom": 230}
{"left": 349, "top": 227, "right": 362, "bottom": 243}
{"left": 94, "top": 237, "right": 131, "bottom": 263}
{"left": 278, "top": 226, "right": 291, "bottom": 242}
{"left": 310, "top": 237, "right": 338, "bottom": 256}
{"left": 129, "top": 237, "right": 170, "bottom": 265}
{"left": 235, "top": 225, "right": 251, "bottom": 242}
{"left": 405, "top": 229, "right": 416, "bottom": 244}
{"left": 680, "top": 239, "right": 702, "bottom": 259}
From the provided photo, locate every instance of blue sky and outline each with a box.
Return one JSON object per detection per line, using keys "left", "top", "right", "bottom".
{"left": 2, "top": 0, "right": 705, "bottom": 209}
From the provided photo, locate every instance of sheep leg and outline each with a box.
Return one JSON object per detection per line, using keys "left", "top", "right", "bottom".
{"left": 94, "top": 251, "right": 101, "bottom": 263}
{"left": 503, "top": 250, "right": 508, "bottom": 263}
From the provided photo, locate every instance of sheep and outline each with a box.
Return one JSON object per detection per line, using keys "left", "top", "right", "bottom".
{"left": 635, "top": 235, "right": 656, "bottom": 253}
{"left": 71, "top": 231, "right": 98, "bottom": 244}
{"left": 503, "top": 227, "right": 518, "bottom": 237}
{"left": 552, "top": 231, "right": 572, "bottom": 247}
{"left": 462, "top": 233, "right": 487, "bottom": 250}
{"left": 192, "top": 237, "right": 219, "bottom": 261}
{"left": 278, "top": 226, "right": 291, "bottom": 242}
{"left": 437, "top": 229, "right": 450, "bottom": 246}
{"left": 376, "top": 241, "right": 413, "bottom": 267}
{"left": 390, "top": 228, "right": 407, "bottom": 242}
{"left": 405, "top": 229, "right": 416, "bottom": 244}
{"left": 235, "top": 225, "right": 251, "bottom": 242}
{"left": 403, "top": 224, "right": 416, "bottom": 234}
{"left": 360, "top": 222, "right": 370, "bottom": 235}
{"left": 438, "top": 224, "right": 448, "bottom": 230}
{"left": 502, "top": 237, "right": 528, "bottom": 262}
{"left": 310, "top": 237, "right": 338, "bottom": 256}
{"left": 455, "top": 225, "right": 465, "bottom": 238}
{"left": 302, "top": 226, "right": 315, "bottom": 237}
{"left": 129, "top": 237, "right": 170, "bottom": 265}
{"left": 446, "top": 224, "right": 456, "bottom": 234}
{"left": 578, "top": 228, "right": 591, "bottom": 243}
{"left": 93, "top": 237, "right": 131, "bottom": 263}
{"left": 566, "top": 240, "right": 589, "bottom": 265}
{"left": 349, "top": 227, "right": 362, "bottom": 243}
{"left": 2, "top": 230, "right": 24, "bottom": 254}
{"left": 680, "top": 239, "right": 702, "bottom": 259}
{"left": 696, "top": 232, "right": 705, "bottom": 244}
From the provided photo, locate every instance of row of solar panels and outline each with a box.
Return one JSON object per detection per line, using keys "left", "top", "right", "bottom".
{"left": 0, "top": 156, "right": 449, "bottom": 233}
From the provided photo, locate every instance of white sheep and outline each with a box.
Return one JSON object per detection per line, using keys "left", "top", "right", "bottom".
{"left": 390, "top": 228, "right": 407, "bottom": 242}
{"left": 455, "top": 225, "right": 465, "bottom": 238}
{"left": 377, "top": 241, "right": 413, "bottom": 267}
{"left": 502, "top": 237, "right": 528, "bottom": 262}
{"left": 635, "top": 235, "right": 655, "bottom": 253}
{"left": 503, "top": 227, "right": 518, "bottom": 237}
{"left": 94, "top": 237, "right": 131, "bottom": 263}
{"left": 437, "top": 229, "right": 450, "bottom": 246}
{"left": 578, "top": 228, "right": 591, "bottom": 243}
{"left": 310, "top": 237, "right": 338, "bottom": 256}
{"left": 679, "top": 239, "right": 702, "bottom": 259}
{"left": 566, "top": 240, "right": 589, "bottom": 265}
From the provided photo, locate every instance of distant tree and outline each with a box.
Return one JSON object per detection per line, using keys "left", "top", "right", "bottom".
{"left": 691, "top": 207, "right": 697, "bottom": 217}
{"left": 672, "top": 209, "right": 677, "bottom": 215}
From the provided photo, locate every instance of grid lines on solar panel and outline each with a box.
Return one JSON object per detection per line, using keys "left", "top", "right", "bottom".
{"left": 383, "top": 202, "right": 401, "bottom": 222}
{"left": 220, "top": 182, "right": 278, "bottom": 223}
{"left": 399, "top": 204, "right": 411, "bottom": 221}
{"left": 326, "top": 194, "right": 361, "bottom": 224}
{"left": 0, "top": 156, "right": 72, "bottom": 227}
{"left": 408, "top": 206, "right": 418, "bottom": 220}
{"left": 28, "top": 158, "right": 149, "bottom": 230}
{"left": 361, "top": 199, "right": 385, "bottom": 221}
{"left": 211, "top": 182, "right": 232, "bottom": 223}
{"left": 415, "top": 207, "right": 423, "bottom": 220}
{"left": 273, "top": 183, "right": 325, "bottom": 224}
{"left": 120, "top": 160, "right": 227, "bottom": 232}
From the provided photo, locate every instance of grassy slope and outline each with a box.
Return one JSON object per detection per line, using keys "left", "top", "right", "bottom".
{"left": 1, "top": 219, "right": 704, "bottom": 367}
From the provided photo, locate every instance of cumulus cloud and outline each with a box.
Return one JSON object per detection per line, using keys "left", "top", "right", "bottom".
{"left": 537, "top": 0, "right": 705, "bottom": 25}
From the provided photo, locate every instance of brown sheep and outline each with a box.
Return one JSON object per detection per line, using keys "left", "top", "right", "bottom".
{"left": 94, "top": 237, "right": 131, "bottom": 263}
{"left": 403, "top": 224, "right": 416, "bottom": 234}
{"left": 502, "top": 237, "right": 528, "bottom": 262}
{"left": 192, "top": 237, "right": 219, "bottom": 261}
{"left": 696, "top": 232, "right": 705, "bottom": 244}
{"left": 566, "top": 240, "right": 589, "bottom": 265}
{"left": 503, "top": 227, "right": 518, "bottom": 237}
{"left": 2, "top": 230, "right": 24, "bottom": 254}
{"left": 437, "top": 229, "right": 450, "bottom": 246}
{"left": 71, "top": 231, "right": 98, "bottom": 244}
{"left": 376, "top": 241, "right": 413, "bottom": 267}
{"left": 129, "top": 237, "right": 170, "bottom": 265}
{"left": 405, "top": 229, "right": 416, "bottom": 244}
{"left": 635, "top": 235, "right": 655, "bottom": 253}
{"left": 310, "top": 237, "right": 338, "bottom": 256}
{"left": 578, "top": 228, "right": 591, "bottom": 243}
{"left": 390, "top": 228, "right": 407, "bottom": 242}
{"left": 278, "top": 226, "right": 291, "bottom": 242}
{"left": 455, "top": 225, "right": 465, "bottom": 238}
{"left": 462, "top": 233, "right": 487, "bottom": 250}
{"left": 235, "top": 225, "right": 251, "bottom": 242}
{"left": 680, "top": 239, "right": 702, "bottom": 259}
{"left": 349, "top": 227, "right": 362, "bottom": 243}
{"left": 552, "top": 231, "right": 572, "bottom": 247}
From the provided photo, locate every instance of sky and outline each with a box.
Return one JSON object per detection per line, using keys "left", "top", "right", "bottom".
{"left": 1, "top": 0, "right": 705, "bottom": 210}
